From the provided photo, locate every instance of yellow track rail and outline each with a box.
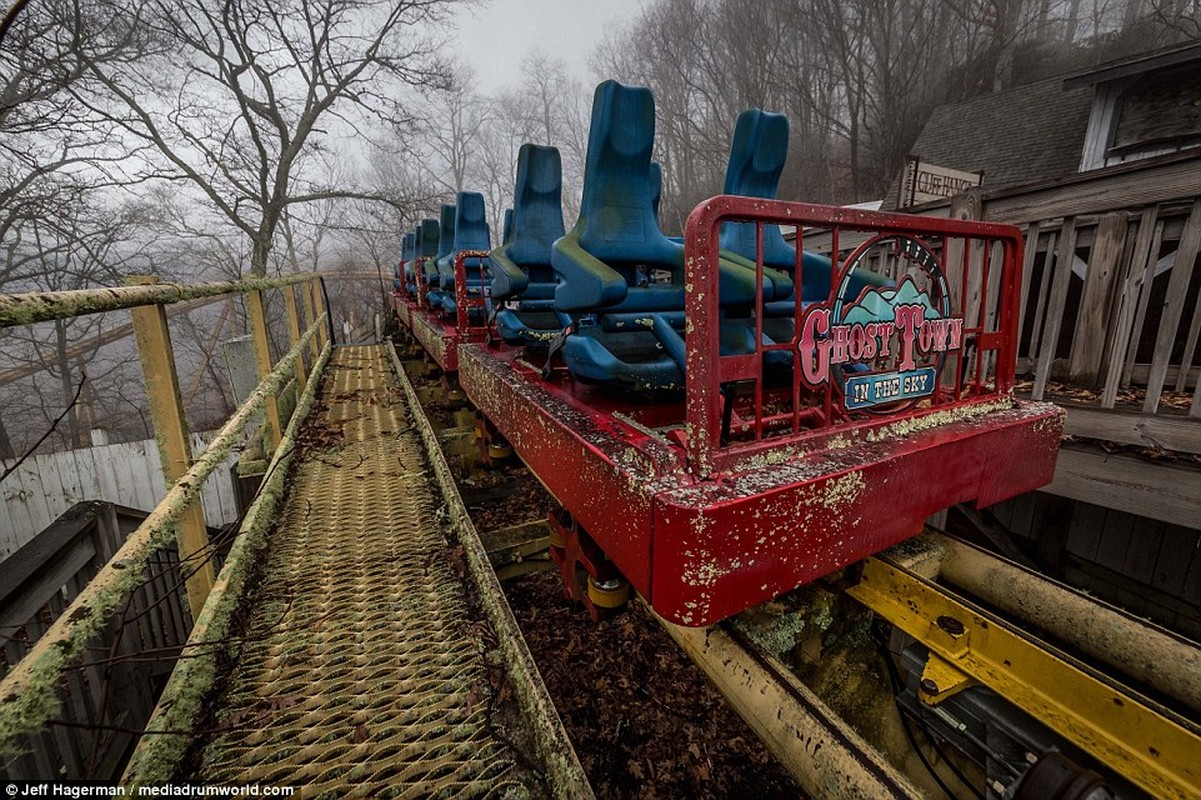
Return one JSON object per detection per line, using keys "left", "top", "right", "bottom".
{"left": 849, "top": 555, "right": 1201, "bottom": 800}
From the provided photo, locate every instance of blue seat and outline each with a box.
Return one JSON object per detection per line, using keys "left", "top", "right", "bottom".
{"left": 427, "top": 205, "right": 456, "bottom": 313}
{"left": 399, "top": 231, "right": 415, "bottom": 294}
{"left": 550, "top": 80, "right": 766, "bottom": 391}
{"left": 501, "top": 208, "right": 514, "bottom": 245}
{"left": 439, "top": 191, "right": 492, "bottom": 324}
{"left": 720, "top": 109, "right": 886, "bottom": 312}
{"left": 649, "top": 161, "right": 663, "bottom": 223}
{"left": 491, "top": 144, "right": 573, "bottom": 348}
{"left": 415, "top": 218, "right": 440, "bottom": 303}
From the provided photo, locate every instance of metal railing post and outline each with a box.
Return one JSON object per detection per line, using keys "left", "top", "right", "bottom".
{"left": 302, "top": 278, "right": 321, "bottom": 360}
{"left": 246, "top": 289, "right": 283, "bottom": 456}
{"left": 126, "top": 275, "right": 214, "bottom": 618}
{"left": 283, "top": 285, "right": 307, "bottom": 396}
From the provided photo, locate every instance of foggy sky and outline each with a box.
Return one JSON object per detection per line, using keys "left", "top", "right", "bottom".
{"left": 453, "top": 0, "right": 646, "bottom": 93}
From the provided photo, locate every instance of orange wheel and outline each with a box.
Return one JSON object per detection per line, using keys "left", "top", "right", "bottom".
{"left": 587, "top": 577, "right": 630, "bottom": 609}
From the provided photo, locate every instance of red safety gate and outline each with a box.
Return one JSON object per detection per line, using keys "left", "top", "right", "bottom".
{"left": 683, "top": 197, "right": 1027, "bottom": 478}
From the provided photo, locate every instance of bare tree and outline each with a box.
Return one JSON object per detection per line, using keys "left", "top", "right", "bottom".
{"left": 71, "top": 0, "right": 460, "bottom": 277}
{"left": 418, "top": 62, "right": 491, "bottom": 196}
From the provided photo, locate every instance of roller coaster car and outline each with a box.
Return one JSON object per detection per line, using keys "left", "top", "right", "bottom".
{"left": 410, "top": 195, "right": 495, "bottom": 372}
{"left": 455, "top": 80, "right": 1064, "bottom": 626}
{"left": 490, "top": 143, "right": 572, "bottom": 349}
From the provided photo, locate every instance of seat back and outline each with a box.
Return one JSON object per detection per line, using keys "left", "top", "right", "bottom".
{"left": 453, "top": 191, "right": 491, "bottom": 252}
{"left": 502, "top": 208, "right": 514, "bottom": 246}
{"left": 509, "top": 144, "right": 565, "bottom": 287}
{"left": 719, "top": 109, "right": 795, "bottom": 269}
{"left": 435, "top": 203, "right": 457, "bottom": 288}
{"left": 553, "top": 81, "right": 683, "bottom": 312}
{"left": 649, "top": 160, "right": 662, "bottom": 223}
{"left": 400, "top": 231, "right": 415, "bottom": 282}
{"left": 576, "top": 81, "right": 679, "bottom": 266}
{"left": 451, "top": 191, "right": 491, "bottom": 289}
{"left": 417, "top": 218, "right": 440, "bottom": 286}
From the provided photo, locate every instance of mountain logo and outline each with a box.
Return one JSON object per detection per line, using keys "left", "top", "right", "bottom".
{"left": 797, "top": 234, "right": 962, "bottom": 411}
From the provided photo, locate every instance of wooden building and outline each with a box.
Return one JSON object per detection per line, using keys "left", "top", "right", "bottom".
{"left": 882, "top": 43, "right": 1201, "bottom": 637}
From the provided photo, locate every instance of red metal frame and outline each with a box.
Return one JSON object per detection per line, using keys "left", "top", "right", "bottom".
{"left": 684, "top": 196, "right": 1026, "bottom": 479}
{"left": 449, "top": 198, "right": 1064, "bottom": 626}
{"left": 452, "top": 249, "right": 493, "bottom": 341}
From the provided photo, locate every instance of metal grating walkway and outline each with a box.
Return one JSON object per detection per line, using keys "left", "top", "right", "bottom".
{"left": 195, "top": 346, "right": 539, "bottom": 797}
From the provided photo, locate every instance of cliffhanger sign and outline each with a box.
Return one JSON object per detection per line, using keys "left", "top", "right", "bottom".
{"left": 898, "top": 157, "right": 983, "bottom": 208}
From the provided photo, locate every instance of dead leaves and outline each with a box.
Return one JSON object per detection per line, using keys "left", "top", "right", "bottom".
{"left": 503, "top": 571, "right": 802, "bottom": 799}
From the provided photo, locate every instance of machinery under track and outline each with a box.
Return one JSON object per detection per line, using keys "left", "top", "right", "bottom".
{"left": 186, "top": 346, "right": 567, "bottom": 797}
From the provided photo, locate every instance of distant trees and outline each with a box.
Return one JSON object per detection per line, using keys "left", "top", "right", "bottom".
{"left": 588, "top": 0, "right": 1197, "bottom": 220}
{"left": 70, "top": 0, "right": 460, "bottom": 277}
{"left": 0, "top": 0, "right": 463, "bottom": 456}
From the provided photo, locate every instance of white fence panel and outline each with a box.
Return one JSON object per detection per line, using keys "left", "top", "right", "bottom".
{"left": 0, "top": 431, "right": 239, "bottom": 562}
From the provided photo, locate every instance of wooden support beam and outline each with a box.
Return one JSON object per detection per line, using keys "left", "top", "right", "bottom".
{"left": 1034, "top": 218, "right": 1079, "bottom": 400}
{"left": 1043, "top": 445, "right": 1201, "bottom": 529}
{"left": 1144, "top": 199, "right": 1201, "bottom": 413}
{"left": 1018, "top": 221, "right": 1040, "bottom": 349}
{"left": 1103, "top": 208, "right": 1160, "bottom": 406}
{"left": 126, "top": 276, "right": 213, "bottom": 619}
{"left": 246, "top": 289, "right": 282, "bottom": 456}
{"left": 1070, "top": 213, "right": 1127, "bottom": 386}
{"left": 1027, "top": 230, "right": 1058, "bottom": 359}
{"left": 283, "top": 286, "right": 306, "bottom": 397}
{"left": 1122, "top": 219, "right": 1166, "bottom": 387}
{"left": 302, "top": 278, "right": 320, "bottom": 361}
{"left": 310, "top": 279, "right": 329, "bottom": 349}
{"left": 1061, "top": 405, "right": 1201, "bottom": 453}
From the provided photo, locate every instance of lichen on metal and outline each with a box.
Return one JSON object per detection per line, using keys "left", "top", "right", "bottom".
{"left": 387, "top": 342, "right": 594, "bottom": 800}
{"left": 126, "top": 345, "right": 580, "bottom": 797}
{"left": 124, "top": 342, "right": 334, "bottom": 785}
{"left": 0, "top": 273, "right": 321, "bottom": 329}
{"left": 0, "top": 314, "right": 327, "bottom": 761}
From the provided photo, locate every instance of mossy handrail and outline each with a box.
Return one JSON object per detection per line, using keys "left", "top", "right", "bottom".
{"left": 0, "top": 276, "right": 330, "bottom": 763}
{"left": 0, "top": 274, "right": 322, "bottom": 329}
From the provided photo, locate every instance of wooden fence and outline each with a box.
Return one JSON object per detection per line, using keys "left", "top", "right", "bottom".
{"left": 0, "top": 502, "right": 193, "bottom": 780}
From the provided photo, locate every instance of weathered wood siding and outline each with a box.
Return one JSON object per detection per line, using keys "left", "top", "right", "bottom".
{"left": 0, "top": 431, "right": 238, "bottom": 562}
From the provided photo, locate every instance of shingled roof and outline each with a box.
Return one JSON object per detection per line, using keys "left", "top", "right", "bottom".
{"left": 882, "top": 77, "right": 1095, "bottom": 209}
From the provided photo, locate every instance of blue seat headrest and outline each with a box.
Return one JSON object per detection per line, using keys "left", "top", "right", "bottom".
{"left": 417, "top": 219, "right": 440, "bottom": 257}
{"left": 509, "top": 143, "right": 566, "bottom": 265}
{"left": 723, "top": 109, "right": 789, "bottom": 198}
{"left": 576, "top": 80, "right": 679, "bottom": 265}
{"left": 401, "top": 232, "right": 415, "bottom": 262}
{"left": 720, "top": 108, "right": 795, "bottom": 269}
{"left": 436, "top": 204, "right": 456, "bottom": 261}
{"left": 453, "top": 191, "right": 491, "bottom": 252}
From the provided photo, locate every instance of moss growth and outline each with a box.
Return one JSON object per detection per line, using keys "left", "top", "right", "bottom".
{"left": 123, "top": 341, "right": 332, "bottom": 785}
{"left": 0, "top": 320, "right": 327, "bottom": 769}
{"left": 0, "top": 274, "right": 319, "bottom": 329}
